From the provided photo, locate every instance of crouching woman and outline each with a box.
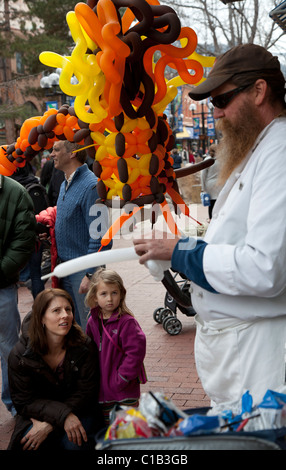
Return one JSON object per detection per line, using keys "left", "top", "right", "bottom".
{"left": 8, "top": 288, "right": 103, "bottom": 450}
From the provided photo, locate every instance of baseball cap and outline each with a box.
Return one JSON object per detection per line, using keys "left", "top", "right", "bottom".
{"left": 189, "top": 43, "right": 282, "bottom": 101}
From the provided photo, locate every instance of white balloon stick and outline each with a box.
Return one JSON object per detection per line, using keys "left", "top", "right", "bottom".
{"left": 41, "top": 247, "right": 139, "bottom": 280}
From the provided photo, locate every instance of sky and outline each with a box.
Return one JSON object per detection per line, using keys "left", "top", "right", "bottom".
{"left": 166, "top": 0, "right": 286, "bottom": 56}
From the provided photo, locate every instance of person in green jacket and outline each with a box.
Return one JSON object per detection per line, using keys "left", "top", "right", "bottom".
{"left": 0, "top": 174, "right": 36, "bottom": 415}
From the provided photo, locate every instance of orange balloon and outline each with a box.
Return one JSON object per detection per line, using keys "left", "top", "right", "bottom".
{"left": 56, "top": 113, "right": 66, "bottom": 125}
{"left": 63, "top": 125, "right": 75, "bottom": 141}
{"left": 0, "top": 164, "right": 13, "bottom": 176}
{"left": 0, "top": 148, "right": 17, "bottom": 172}
{"left": 167, "top": 186, "right": 189, "bottom": 217}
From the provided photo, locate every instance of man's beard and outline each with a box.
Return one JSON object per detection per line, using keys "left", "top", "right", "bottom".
{"left": 215, "top": 103, "right": 264, "bottom": 185}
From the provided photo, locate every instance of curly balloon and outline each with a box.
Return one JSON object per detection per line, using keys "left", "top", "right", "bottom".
{"left": 0, "top": 0, "right": 215, "bottom": 241}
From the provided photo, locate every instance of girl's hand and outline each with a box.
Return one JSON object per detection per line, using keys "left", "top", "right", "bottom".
{"left": 64, "top": 413, "right": 87, "bottom": 446}
{"left": 20, "top": 418, "right": 53, "bottom": 450}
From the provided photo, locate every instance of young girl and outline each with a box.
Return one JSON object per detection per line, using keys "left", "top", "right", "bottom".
{"left": 85, "top": 268, "right": 147, "bottom": 425}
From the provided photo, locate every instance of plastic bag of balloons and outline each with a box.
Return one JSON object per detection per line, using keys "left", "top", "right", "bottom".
{"left": 104, "top": 408, "right": 153, "bottom": 440}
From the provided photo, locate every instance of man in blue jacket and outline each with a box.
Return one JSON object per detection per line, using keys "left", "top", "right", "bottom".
{"left": 51, "top": 141, "right": 111, "bottom": 331}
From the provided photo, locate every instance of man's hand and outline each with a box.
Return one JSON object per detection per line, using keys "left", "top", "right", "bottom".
{"left": 78, "top": 275, "right": 91, "bottom": 294}
{"left": 133, "top": 231, "right": 180, "bottom": 264}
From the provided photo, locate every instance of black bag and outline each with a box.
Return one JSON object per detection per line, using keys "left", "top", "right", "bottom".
{"left": 25, "top": 182, "right": 50, "bottom": 214}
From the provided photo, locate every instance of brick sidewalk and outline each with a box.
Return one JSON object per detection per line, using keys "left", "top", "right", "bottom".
{"left": 0, "top": 205, "right": 210, "bottom": 450}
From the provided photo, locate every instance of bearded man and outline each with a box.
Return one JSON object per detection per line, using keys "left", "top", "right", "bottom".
{"left": 133, "top": 44, "right": 286, "bottom": 408}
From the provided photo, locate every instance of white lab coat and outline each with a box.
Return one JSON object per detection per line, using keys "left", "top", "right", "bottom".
{"left": 192, "top": 117, "right": 286, "bottom": 406}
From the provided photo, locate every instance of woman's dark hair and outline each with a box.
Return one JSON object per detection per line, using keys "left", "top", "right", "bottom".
{"left": 29, "top": 288, "right": 86, "bottom": 355}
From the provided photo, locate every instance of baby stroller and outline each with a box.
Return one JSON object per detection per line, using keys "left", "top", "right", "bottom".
{"left": 153, "top": 270, "right": 196, "bottom": 335}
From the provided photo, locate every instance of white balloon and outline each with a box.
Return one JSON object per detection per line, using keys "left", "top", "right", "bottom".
{"left": 41, "top": 247, "right": 139, "bottom": 280}
{"left": 145, "top": 259, "right": 171, "bottom": 281}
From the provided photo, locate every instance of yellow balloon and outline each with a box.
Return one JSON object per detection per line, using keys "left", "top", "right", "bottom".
{"left": 121, "top": 119, "right": 138, "bottom": 134}
{"left": 67, "top": 12, "right": 100, "bottom": 78}
{"left": 88, "top": 79, "right": 108, "bottom": 120}
{"left": 125, "top": 157, "right": 138, "bottom": 170}
{"left": 74, "top": 95, "right": 106, "bottom": 123}
{"left": 153, "top": 85, "right": 178, "bottom": 114}
{"left": 189, "top": 50, "right": 216, "bottom": 68}
{"left": 90, "top": 131, "right": 106, "bottom": 146}
{"left": 127, "top": 168, "right": 140, "bottom": 185}
{"left": 136, "top": 117, "right": 151, "bottom": 131}
{"left": 138, "top": 154, "right": 151, "bottom": 169}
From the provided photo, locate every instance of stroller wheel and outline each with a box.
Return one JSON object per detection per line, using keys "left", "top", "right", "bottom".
{"left": 162, "top": 312, "right": 175, "bottom": 329}
{"left": 153, "top": 307, "right": 164, "bottom": 323}
{"left": 163, "top": 317, "right": 182, "bottom": 335}
{"left": 158, "top": 308, "right": 173, "bottom": 324}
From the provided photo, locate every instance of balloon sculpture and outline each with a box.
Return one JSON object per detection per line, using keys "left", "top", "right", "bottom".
{"left": 0, "top": 0, "right": 215, "bottom": 245}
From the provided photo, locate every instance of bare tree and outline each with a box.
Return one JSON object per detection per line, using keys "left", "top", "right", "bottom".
{"left": 162, "top": 0, "right": 285, "bottom": 56}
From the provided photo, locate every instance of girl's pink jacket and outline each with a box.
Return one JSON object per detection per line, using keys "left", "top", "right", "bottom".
{"left": 86, "top": 306, "right": 146, "bottom": 403}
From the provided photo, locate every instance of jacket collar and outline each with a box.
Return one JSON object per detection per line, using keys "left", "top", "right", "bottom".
{"left": 64, "top": 163, "right": 89, "bottom": 190}
{"left": 90, "top": 306, "right": 120, "bottom": 322}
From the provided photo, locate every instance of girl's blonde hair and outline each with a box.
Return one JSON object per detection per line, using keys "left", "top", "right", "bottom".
{"left": 85, "top": 268, "right": 133, "bottom": 317}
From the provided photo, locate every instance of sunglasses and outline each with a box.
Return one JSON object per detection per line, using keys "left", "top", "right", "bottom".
{"left": 210, "top": 85, "right": 251, "bottom": 109}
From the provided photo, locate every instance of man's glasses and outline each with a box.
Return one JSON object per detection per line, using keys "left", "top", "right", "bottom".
{"left": 210, "top": 85, "right": 251, "bottom": 109}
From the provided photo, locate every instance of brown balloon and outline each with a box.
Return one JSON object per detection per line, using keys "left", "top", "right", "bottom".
{"left": 149, "top": 7, "right": 181, "bottom": 44}
{"left": 58, "top": 106, "right": 69, "bottom": 116}
{"left": 148, "top": 132, "right": 158, "bottom": 153}
{"left": 150, "top": 175, "right": 161, "bottom": 194}
{"left": 156, "top": 117, "right": 168, "bottom": 144}
{"left": 114, "top": 112, "right": 125, "bottom": 132}
{"left": 115, "top": 132, "right": 126, "bottom": 157}
{"left": 131, "top": 194, "right": 155, "bottom": 206}
{"left": 28, "top": 127, "right": 39, "bottom": 145}
{"left": 149, "top": 154, "right": 159, "bottom": 175}
{"left": 154, "top": 192, "right": 165, "bottom": 203}
{"left": 37, "top": 124, "right": 44, "bottom": 134}
{"left": 43, "top": 114, "right": 58, "bottom": 133}
{"left": 117, "top": 157, "right": 129, "bottom": 183}
{"left": 77, "top": 118, "right": 89, "bottom": 129}
{"left": 120, "top": 87, "right": 138, "bottom": 119}
{"left": 96, "top": 179, "right": 107, "bottom": 199}
{"left": 73, "top": 128, "right": 90, "bottom": 143}
{"left": 123, "top": 31, "right": 144, "bottom": 63}
{"left": 145, "top": 108, "right": 156, "bottom": 129}
{"left": 6, "top": 144, "right": 15, "bottom": 155}
{"left": 136, "top": 71, "right": 155, "bottom": 118}
{"left": 68, "top": 106, "right": 76, "bottom": 116}
{"left": 93, "top": 160, "right": 102, "bottom": 177}
{"left": 122, "top": 183, "right": 132, "bottom": 201}
{"left": 166, "top": 134, "right": 175, "bottom": 152}
{"left": 37, "top": 133, "right": 48, "bottom": 148}
{"left": 175, "top": 158, "right": 215, "bottom": 178}
{"left": 86, "top": 0, "right": 97, "bottom": 7}
{"left": 46, "top": 131, "right": 55, "bottom": 139}
{"left": 113, "top": 0, "right": 153, "bottom": 36}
